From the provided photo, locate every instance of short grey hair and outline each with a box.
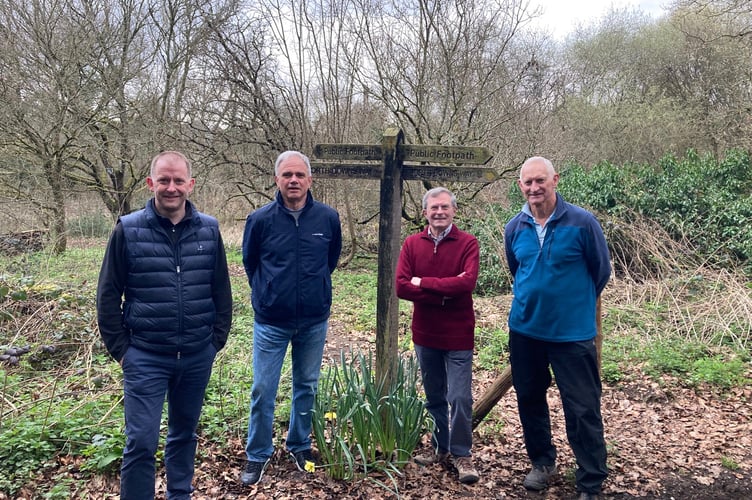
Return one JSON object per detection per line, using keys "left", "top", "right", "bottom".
{"left": 150, "top": 151, "right": 192, "bottom": 178}
{"left": 274, "top": 150, "right": 312, "bottom": 176}
{"left": 422, "top": 187, "right": 457, "bottom": 209}
{"left": 520, "top": 156, "right": 556, "bottom": 179}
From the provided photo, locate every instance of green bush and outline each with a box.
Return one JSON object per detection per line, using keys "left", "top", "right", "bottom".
{"left": 690, "top": 356, "right": 749, "bottom": 389}
{"left": 80, "top": 433, "right": 125, "bottom": 473}
{"left": 558, "top": 149, "right": 752, "bottom": 273}
{"left": 465, "top": 204, "right": 516, "bottom": 296}
{"left": 558, "top": 160, "right": 629, "bottom": 213}
{"left": 0, "top": 391, "right": 123, "bottom": 495}
{"left": 643, "top": 339, "right": 707, "bottom": 377}
{"left": 476, "top": 327, "right": 508, "bottom": 371}
{"left": 0, "top": 419, "right": 57, "bottom": 495}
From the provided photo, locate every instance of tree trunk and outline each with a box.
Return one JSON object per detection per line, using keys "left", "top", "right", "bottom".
{"left": 46, "top": 159, "right": 67, "bottom": 254}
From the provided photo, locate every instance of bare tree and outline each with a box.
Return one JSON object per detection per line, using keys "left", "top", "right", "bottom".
{"left": 342, "top": 0, "right": 546, "bottom": 216}
{"left": 0, "top": 0, "right": 240, "bottom": 252}
{"left": 559, "top": 5, "right": 752, "bottom": 164}
{"left": 671, "top": 0, "right": 752, "bottom": 38}
{"left": 65, "top": 0, "right": 238, "bottom": 218}
{"left": 0, "top": 0, "right": 104, "bottom": 251}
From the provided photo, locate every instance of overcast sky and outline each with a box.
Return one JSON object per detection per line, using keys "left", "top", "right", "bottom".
{"left": 529, "top": 0, "right": 670, "bottom": 39}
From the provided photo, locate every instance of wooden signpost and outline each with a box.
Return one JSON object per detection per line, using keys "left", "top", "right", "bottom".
{"left": 313, "top": 128, "right": 495, "bottom": 390}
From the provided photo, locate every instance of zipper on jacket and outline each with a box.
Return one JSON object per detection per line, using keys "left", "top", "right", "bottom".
{"left": 175, "top": 230, "right": 187, "bottom": 352}
{"left": 547, "top": 228, "right": 555, "bottom": 259}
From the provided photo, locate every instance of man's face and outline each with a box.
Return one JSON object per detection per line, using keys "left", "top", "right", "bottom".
{"left": 147, "top": 154, "right": 194, "bottom": 218}
{"left": 275, "top": 155, "right": 312, "bottom": 207}
{"left": 423, "top": 192, "right": 456, "bottom": 235}
{"left": 518, "top": 160, "right": 559, "bottom": 210}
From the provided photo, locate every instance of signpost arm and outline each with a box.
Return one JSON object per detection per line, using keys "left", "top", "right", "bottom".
{"left": 375, "top": 127, "right": 404, "bottom": 391}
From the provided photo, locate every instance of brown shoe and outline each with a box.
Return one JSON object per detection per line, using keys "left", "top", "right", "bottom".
{"left": 452, "top": 455, "right": 480, "bottom": 484}
{"left": 414, "top": 450, "right": 449, "bottom": 466}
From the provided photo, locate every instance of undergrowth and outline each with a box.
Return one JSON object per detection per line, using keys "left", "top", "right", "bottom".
{"left": 1, "top": 199, "right": 751, "bottom": 495}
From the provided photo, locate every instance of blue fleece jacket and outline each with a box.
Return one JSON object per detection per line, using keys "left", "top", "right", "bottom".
{"left": 504, "top": 193, "right": 610, "bottom": 342}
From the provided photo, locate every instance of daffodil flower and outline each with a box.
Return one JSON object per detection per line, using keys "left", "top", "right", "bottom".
{"left": 324, "top": 411, "right": 337, "bottom": 420}
{"left": 304, "top": 460, "right": 316, "bottom": 473}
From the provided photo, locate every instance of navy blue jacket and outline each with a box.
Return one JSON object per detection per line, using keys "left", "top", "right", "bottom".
{"left": 97, "top": 200, "right": 233, "bottom": 361}
{"left": 505, "top": 193, "right": 610, "bottom": 342}
{"left": 242, "top": 191, "right": 342, "bottom": 329}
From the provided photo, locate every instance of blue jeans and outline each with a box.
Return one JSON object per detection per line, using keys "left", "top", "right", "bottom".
{"left": 245, "top": 319, "right": 328, "bottom": 461}
{"left": 414, "top": 345, "right": 474, "bottom": 457}
{"left": 120, "top": 343, "right": 216, "bottom": 500}
{"left": 509, "top": 331, "right": 608, "bottom": 493}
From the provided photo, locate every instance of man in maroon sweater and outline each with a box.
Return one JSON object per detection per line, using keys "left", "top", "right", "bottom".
{"left": 396, "top": 187, "right": 480, "bottom": 484}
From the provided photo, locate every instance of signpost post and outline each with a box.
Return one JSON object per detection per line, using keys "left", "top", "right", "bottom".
{"left": 313, "top": 128, "right": 495, "bottom": 389}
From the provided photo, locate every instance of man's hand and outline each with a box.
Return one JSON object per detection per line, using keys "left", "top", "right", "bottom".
{"left": 410, "top": 277, "right": 421, "bottom": 287}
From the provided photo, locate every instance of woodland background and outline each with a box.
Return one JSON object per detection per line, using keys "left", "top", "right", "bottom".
{"left": 2, "top": 0, "right": 752, "bottom": 243}
{"left": 1, "top": 1, "right": 751, "bottom": 499}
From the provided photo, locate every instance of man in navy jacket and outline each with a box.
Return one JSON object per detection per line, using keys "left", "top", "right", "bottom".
{"left": 97, "top": 151, "right": 232, "bottom": 499}
{"left": 240, "top": 150, "right": 342, "bottom": 486}
{"left": 505, "top": 156, "right": 611, "bottom": 500}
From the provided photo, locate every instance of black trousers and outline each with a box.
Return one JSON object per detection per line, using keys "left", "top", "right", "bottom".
{"left": 509, "top": 331, "right": 608, "bottom": 493}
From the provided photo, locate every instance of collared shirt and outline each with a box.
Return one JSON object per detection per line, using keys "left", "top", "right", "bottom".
{"left": 427, "top": 223, "right": 453, "bottom": 245}
{"left": 522, "top": 203, "right": 555, "bottom": 247}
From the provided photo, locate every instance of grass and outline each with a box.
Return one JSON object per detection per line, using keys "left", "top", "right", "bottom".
{"left": 475, "top": 327, "right": 508, "bottom": 371}
{"left": 0, "top": 239, "right": 751, "bottom": 496}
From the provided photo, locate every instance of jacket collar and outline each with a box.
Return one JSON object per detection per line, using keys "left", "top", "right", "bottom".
{"left": 146, "top": 198, "right": 197, "bottom": 228}
{"left": 522, "top": 193, "right": 567, "bottom": 224}
{"left": 275, "top": 190, "right": 315, "bottom": 211}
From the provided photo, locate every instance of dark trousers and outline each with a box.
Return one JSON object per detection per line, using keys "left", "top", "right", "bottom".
{"left": 120, "top": 343, "right": 216, "bottom": 500}
{"left": 414, "top": 345, "right": 474, "bottom": 457}
{"left": 509, "top": 331, "right": 608, "bottom": 493}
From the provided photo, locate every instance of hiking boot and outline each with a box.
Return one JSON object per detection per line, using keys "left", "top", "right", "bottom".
{"left": 289, "top": 449, "right": 317, "bottom": 472}
{"left": 240, "top": 459, "right": 270, "bottom": 486}
{"left": 523, "top": 463, "right": 557, "bottom": 490}
{"left": 414, "top": 450, "right": 449, "bottom": 466}
{"left": 452, "top": 455, "right": 480, "bottom": 484}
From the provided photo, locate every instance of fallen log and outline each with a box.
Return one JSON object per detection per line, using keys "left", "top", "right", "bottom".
{"left": 471, "top": 364, "right": 512, "bottom": 429}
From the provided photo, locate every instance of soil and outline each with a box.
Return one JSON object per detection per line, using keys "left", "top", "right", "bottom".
{"left": 7, "top": 297, "right": 752, "bottom": 499}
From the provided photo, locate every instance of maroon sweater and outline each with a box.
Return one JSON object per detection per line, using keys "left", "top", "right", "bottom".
{"left": 396, "top": 225, "right": 479, "bottom": 351}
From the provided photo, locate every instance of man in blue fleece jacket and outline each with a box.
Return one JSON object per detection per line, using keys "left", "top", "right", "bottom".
{"left": 504, "top": 156, "right": 611, "bottom": 500}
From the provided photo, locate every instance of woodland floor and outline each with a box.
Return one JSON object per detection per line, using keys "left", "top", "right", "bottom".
{"left": 9, "top": 297, "right": 752, "bottom": 500}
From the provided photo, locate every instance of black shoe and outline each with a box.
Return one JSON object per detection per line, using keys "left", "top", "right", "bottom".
{"left": 289, "top": 449, "right": 317, "bottom": 472}
{"left": 523, "top": 463, "right": 557, "bottom": 490}
{"left": 240, "top": 459, "right": 270, "bottom": 486}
